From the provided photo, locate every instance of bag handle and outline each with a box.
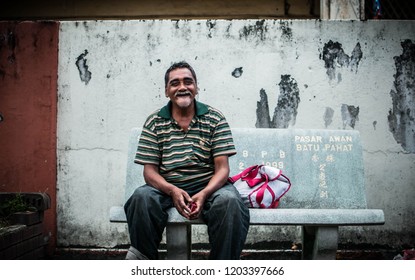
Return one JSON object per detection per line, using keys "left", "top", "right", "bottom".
{"left": 228, "top": 165, "right": 262, "bottom": 184}
{"left": 258, "top": 165, "right": 282, "bottom": 181}
{"left": 254, "top": 174, "right": 292, "bottom": 208}
{"left": 252, "top": 174, "right": 275, "bottom": 208}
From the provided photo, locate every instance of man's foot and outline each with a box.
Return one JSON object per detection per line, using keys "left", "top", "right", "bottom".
{"left": 125, "top": 246, "right": 149, "bottom": 260}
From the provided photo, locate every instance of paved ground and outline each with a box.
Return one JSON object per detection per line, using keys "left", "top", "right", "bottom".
{"left": 50, "top": 245, "right": 406, "bottom": 260}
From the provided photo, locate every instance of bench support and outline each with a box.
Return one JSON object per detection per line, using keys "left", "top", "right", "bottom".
{"left": 166, "top": 224, "right": 340, "bottom": 260}
{"left": 166, "top": 224, "right": 192, "bottom": 259}
{"left": 302, "top": 226, "right": 339, "bottom": 260}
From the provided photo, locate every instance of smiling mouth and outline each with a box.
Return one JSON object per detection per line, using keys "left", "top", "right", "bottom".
{"left": 175, "top": 91, "right": 192, "bottom": 97}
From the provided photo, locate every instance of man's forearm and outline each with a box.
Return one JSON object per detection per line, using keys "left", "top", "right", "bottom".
{"left": 143, "top": 164, "right": 177, "bottom": 196}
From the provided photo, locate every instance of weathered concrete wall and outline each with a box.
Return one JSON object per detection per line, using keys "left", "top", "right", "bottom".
{"left": 57, "top": 20, "right": 415, "bottom": 249}
{"left": 0, "top": 21, "right": 59, "bottom": 254}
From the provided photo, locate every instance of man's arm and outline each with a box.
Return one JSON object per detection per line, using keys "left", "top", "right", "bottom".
{"left": 143, "top": 164, "right": 193, "bottom": 219}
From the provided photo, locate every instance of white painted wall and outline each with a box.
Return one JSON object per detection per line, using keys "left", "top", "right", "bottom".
{"left": 57, "top": 20, "right": 415, "bottom": 249}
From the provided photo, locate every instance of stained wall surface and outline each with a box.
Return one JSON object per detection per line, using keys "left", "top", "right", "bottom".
{"left": 56, "top": 19, "right": 415, "bottom": 248}
{"left": 0, "top": 21, "right": 59, "bottom": 253}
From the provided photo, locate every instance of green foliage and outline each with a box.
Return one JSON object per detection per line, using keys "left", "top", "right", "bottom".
{"left": 0, "top": 194, "right": 28, "bottom": 216}
{"left": 0, "top": 194, "right": 34, "bottom": 228}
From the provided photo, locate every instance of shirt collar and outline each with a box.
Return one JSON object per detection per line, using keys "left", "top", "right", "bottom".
{"left": 158, "top": 101, "right": 209, "bottom": 119}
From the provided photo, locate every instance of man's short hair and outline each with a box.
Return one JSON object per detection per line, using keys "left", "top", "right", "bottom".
{"left": 164, "top": 61, "right": 197, "bottom": 88}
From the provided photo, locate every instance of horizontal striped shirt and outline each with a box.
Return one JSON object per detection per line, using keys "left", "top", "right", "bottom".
{"left": 135, "top": 101, "right": 236, "bottom": 190}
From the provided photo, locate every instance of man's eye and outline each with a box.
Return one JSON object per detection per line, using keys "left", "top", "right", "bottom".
{"left": 184, "top": 79, "right": 194, "bottom": 85}
{"left": 170, "top": 81, "right": 179, "bottom": 86}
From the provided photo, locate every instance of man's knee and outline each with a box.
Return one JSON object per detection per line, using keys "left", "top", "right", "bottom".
{"left": 217, "top": 184, "right": 243, "bottom": 201}
{"left": 132, "top": 184, "right": 153, "bottom": 197}
{"left": 209, "top": 184, "right": 248, "bottom": 214}
{"left": 125, "top": 185, "right": 159, "bottom": 211}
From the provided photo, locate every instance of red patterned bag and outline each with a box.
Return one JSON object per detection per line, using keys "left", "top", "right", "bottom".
{"left": 228, "top": 165, "right": 291, "bottom": 208}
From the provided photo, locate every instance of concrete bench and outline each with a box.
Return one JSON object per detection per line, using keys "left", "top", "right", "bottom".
{"left": 110, "top": 128, "right": 385, "bottom": 260}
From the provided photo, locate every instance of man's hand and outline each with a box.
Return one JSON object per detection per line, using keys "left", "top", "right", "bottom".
{"left": 185, "top": 155, "right": 230, "bottom": 220}
{"left": 187, "top": 192, "right": 208, "bottom": 220}
{"left": 143, "top": 154, "right": 231, "bottom": 220}
{"left": 143, "top": 164, "right": 195, "bottom": 219}
{"left": 170, "top": 187, "right": 194, "bottom": 219}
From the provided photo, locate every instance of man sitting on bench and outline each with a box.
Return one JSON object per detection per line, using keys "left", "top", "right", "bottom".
{"left": 124, "top": 61, "right": 250, "bottom": 260}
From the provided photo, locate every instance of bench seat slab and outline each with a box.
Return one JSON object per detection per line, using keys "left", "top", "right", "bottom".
{"left": 110, "top": 206, "right": 385, "bottom": 226}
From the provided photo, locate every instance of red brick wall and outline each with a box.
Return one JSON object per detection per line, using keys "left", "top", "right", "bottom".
{"left": 0, "top": 21, "right": 59, "bottom": 255}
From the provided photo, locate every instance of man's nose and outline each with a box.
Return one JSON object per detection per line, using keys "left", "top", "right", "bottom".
{"left": 178, "top": 81, "right": 187, "bottom": 90}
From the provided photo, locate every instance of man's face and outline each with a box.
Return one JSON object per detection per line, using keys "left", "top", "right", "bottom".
{"left": 165, "top": 68, "right": 198, "bottom": 110}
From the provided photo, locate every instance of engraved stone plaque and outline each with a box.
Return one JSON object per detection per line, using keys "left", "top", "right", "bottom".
{"left": 229, "top": 128, "right": 366, "bottom": 209}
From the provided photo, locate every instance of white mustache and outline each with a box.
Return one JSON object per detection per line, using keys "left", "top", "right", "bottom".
{"left": 174, "top": 90, "right": 192, "bottom": 97}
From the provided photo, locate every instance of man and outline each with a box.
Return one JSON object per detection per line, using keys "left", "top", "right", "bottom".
{"left": 124, "top": 61, "right": 250, "bottom": 260}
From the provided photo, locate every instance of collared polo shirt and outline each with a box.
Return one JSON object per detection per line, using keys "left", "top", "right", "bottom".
{"left": 135, "top": 101, "right": 237, "bottom": 191}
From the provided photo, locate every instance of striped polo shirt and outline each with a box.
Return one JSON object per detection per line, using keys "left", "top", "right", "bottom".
{"left": 135, "top": 101, "right": 236, "bottom": 191}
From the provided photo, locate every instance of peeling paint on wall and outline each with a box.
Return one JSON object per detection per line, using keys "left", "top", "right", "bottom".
{"left": 255, "top": 88, "right": 271, "bottom": 128}
{"left": 147, "top": 33, "right": 161, "bottom": 51}
{"left": 74, "top": 21, "right": 90, "bottom": 32}
{"left": 279, "top": 21, "right": 293, "bottom": 41}
{"left": 240, "top": 20, "right": 267, "bottom": 41}
{"left": 75, "top": 49, "right": 92, "bottom": 85}
{"left": 324, "top": 107, "right": 335, "bottom": 128}
{"left": 206, "top": 20, "right": 216, "bottom": 38}
{"left": 373, "top": 121, "right": 377, "bottom": 130}
{"left": 231, "top": 67, "right": 243, "bottom": 78}
{"left": 388, "top": 39, "right": 415, "bottom": 153}
{"left": 341, "top": 104, "right": 359, "bottom": 129}
{"left": 350, "top": 42, "right": 363, "bottom": 72}
{"left": 256, "top": 75, "right": 300, "bottom": 128}
{"left": 320, "top": 40, "right": 362, "bottom": 82}
{"left": 272, "top": 75, "right": 300, "bottom": 128}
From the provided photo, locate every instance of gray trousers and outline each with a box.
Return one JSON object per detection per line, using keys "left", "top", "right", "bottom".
{"left": 124, "top": 182, "right": 250, "bottom": 260}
